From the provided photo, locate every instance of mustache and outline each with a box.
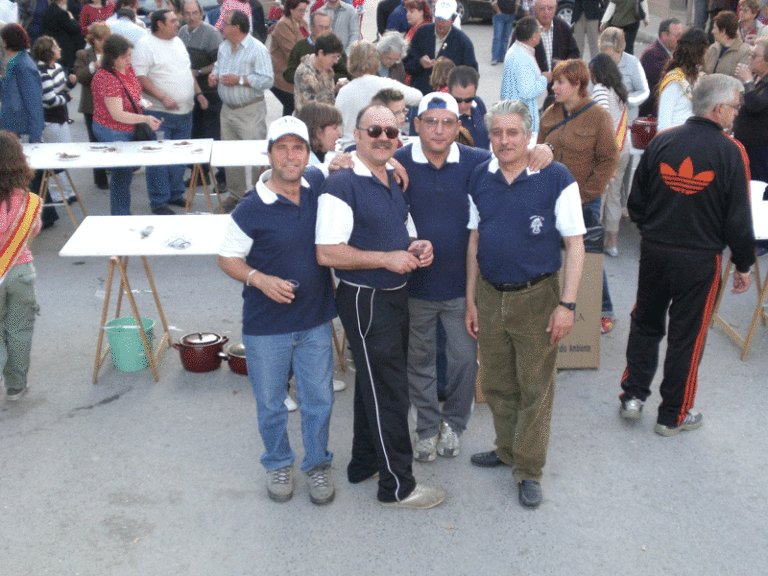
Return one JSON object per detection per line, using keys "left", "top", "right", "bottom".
{"left": 372, "top": 142, "right": 393, "bottom": 149}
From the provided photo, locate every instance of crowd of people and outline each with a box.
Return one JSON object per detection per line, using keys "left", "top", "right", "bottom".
{"left": 0, "top": 0, "right": 764, "bottom": 513}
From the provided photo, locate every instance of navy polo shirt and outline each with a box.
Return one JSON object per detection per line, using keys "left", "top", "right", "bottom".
{"left": 316, "top": 157, "right": 413, "bottom": 290}
{"left": 459, "top": 97, "right": 490, "bottom": 151}
{"left": 468, "top": 157, "right": 583, "bottom": 285}
{"left": 395, "top": 141, "right": 491, "bottom": 301}
{"left": 229, "top": 166, "right": 335, "bottom": 336}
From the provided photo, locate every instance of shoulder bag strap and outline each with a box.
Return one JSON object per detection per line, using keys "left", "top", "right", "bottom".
{"left": 549, "top": 101, "right": 596, "bottom": 133}
{"left": 109, "top": 70, "right": 141, "bottom": 115}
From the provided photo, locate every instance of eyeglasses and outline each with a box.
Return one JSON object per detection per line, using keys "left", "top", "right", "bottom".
{"left": 725, "top": 102, "right": 741, "bottom": 112}
{"left": 452, "top": 97, "right": 475, "bottom": 104}
{"left": 361, "top": 125, "right": 399, "bottom": 139}
{"left": 420, "top": 117, "right": 458, "bottom": 129}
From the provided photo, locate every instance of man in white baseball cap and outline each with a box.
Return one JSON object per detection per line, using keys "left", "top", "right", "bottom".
{"left": 218, "top": 115, "right": 338, "bottom": 506}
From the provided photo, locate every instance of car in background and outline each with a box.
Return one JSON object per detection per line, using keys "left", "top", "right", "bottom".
{"left": 456, "top": 0, "right": 494, "bottom": 22}
{"left": 555, "top": 0, "right": 608, "bottom": 29}
{"left": 136, "top": 0, "right": 277, "bottom": 22}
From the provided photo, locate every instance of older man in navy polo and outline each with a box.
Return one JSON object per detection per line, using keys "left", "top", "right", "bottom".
{"left": 465, "top": 100, "right": 585, "bottom": 509}
{"left": 316, "top": 103, "right": 446, "bottom": 510}
{"left": 217, "top": 116, "right": 336, "bottom": 506}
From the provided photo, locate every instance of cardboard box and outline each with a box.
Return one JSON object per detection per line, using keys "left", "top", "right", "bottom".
{"left": 555, "top": 249, "right": 602, "bottom": 369}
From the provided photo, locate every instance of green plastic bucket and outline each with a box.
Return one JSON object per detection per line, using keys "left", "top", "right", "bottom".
{"left": 104, "top": 316, "right": 155, "bottom": 372}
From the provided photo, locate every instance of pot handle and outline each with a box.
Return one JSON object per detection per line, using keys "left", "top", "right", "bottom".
{"left": 221, "top": 335, "right": 229, "bottom": 345}
{"left": 172, "top": 342, "right": 183, "bottom": 351}
{"left": 218, "top": 351, "right": 230, "bottom": 360}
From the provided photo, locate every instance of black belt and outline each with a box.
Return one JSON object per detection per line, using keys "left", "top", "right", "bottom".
{"left": 491, "top": 272, "right": 553, "bottom": 292}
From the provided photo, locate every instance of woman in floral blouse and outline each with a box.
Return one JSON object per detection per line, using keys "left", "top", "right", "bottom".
{"left": 293, "top": 32, "right": 344, "bottom": 113}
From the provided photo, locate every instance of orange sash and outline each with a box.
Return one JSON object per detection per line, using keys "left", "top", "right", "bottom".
{"left": 615, "top": 105, "right": 628, "bottom": 151}
{"left": 0, "top": 193, "right": 42, "bottom": 284}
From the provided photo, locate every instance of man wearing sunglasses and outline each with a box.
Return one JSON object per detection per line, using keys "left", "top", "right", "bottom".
{"left": 448, "top": 66, "right": 489, "bottom": 150}
{"left": 316, "top": 104, "right": 446, "bottom": 510}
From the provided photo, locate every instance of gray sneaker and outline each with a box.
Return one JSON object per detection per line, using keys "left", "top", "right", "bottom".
{"left": 413, "top": 434, "right": 438, "bottom": 463}
{"left": 620, "top": 398, "right": 644, "bottom": 419}
{"left": 266, "top": 465, "right": 293, "bottom": 502}
{"left": 6, "top": 385, "right": 28, "bottom": 401}
{"left": 380, "top": 484, "right": 446, "bottom": 509}
{"left": 655, "top": 410, "right": 703, "bottom": 436}
{"left": 306, "top": 464, "right": 335, "bottom": 505}
{"left": 436, "top": 422, "right": 460, "bottom": 457}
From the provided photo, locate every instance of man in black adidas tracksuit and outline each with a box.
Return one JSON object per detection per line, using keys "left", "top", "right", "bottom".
{"left": 619, "top": 74, "right": 756, "bottom": 436}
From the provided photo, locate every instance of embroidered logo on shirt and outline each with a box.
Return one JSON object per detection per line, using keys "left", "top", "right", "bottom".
{"left": 530, "top": 215, "right": 544, "bottom": 234}
{"left": 660, "top": 157, "right": 715, "bottom": 195}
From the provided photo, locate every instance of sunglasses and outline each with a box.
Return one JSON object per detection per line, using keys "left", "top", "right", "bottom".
{"left": 453, "top": 97, "right": 475, "bottom": 103}
{"left": 361, "top": 125, "right": 399, "bottom": 139}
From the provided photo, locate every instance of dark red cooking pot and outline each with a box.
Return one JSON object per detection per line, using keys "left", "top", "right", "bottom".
{"left": 630, "top": 116, "right": 657, "bottom": 150}
{"left": 219, "top": 342, "right": 248, "bottom": 375}
{"left": 173, "top": 332, "right": 229, "bottom": 373}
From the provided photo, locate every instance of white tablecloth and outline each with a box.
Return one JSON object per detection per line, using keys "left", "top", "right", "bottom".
{"left": 24, "top": 139, "right": 214, "bottom": 171}
{"left": 59, "top": 214, "right": 230, "bottom": 257}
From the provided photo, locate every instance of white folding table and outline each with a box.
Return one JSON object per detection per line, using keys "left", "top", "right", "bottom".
{"left": 24, "top": 139, "right": 214, "bottom": 226}
{"left": 710, "top": 180, "right": 768, "bottom": 360}
{"left": 59, "top": 214, "right": 230, "bottom": 382}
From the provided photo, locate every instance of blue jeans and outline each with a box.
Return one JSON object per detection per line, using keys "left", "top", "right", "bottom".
{"left": 145, "top": 111, "right": 192, "bottom": 209}
{"left": 492, "top": 13, "right": 515, "bottom": 63}
{"left": 582, "top": 196, "right": 614, "bottom": 317}
{"left": 92, "top": 122, "right": 134, "bottom": 215}
{"left": 243, "top": 322, "right": 334, "bottom": 472}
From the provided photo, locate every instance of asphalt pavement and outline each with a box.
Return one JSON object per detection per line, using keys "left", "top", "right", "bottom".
{"left": 1, "top": 5, "right": 767, "bottom": 575}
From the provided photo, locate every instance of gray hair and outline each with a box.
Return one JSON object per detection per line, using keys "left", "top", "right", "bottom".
{"left": 599, "top": 26, "right": 626, "bottom": 54}
{"left": 755, "top": 37, "right": 768, "bottom": 64}
{"left": 691, "top": 74, "right": 744, "bottom": 117}
{"left": 484, "top": 100, "right": 532, "bottom": 136}
{"left": 377, "top": 31, "right": 407, "bottom": 59}
{"left": 310, "top": 9, "right": 330, "bottom": 27}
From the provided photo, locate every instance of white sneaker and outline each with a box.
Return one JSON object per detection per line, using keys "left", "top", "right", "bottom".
{"left": 413, "top": 434, "right": 438, "bottom": 463}
{"left": 437, "top": 422, "right": 460, "bottom": 457}
{"left": 284, "top": 396, "right": 298, "bottom": 412}
{"left": 332, "top": 379, "right": 347, "bottom": 392}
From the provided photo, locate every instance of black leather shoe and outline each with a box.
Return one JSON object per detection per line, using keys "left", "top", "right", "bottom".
{"left": 518, "top": 480, "right": 542, "bottom": 508}
{"left": 167, "top": 197, "right": 187, "bottom": 208}
{"left": 470, "top": 450, "right": 506, "bottom": 468}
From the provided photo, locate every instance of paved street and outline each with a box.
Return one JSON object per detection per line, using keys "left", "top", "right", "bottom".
{"left": 1, "top": 5, "right": 767, "bottom": 575}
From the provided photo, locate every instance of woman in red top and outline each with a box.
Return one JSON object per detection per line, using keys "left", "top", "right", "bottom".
{"left": 79, "top": 0, "right": 115, "bottom": 37}
{"left": 0, "top": 130, "right": 42, "bottom": 401}
{"left": 91, "top": 34, "right": 161, "bottom": 215}
{"left": 404, "top": 0, "right": 432, "bottom": 42}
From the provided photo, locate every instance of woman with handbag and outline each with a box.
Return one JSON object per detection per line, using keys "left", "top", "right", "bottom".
{"left": 0, "top": 130, "right": 43, "bottom": 401}
{"left": 91, "top": 34, "right": 161, "bottom": 215}
{"left": 538, "top": 59, "right": 620, "bottom": 333}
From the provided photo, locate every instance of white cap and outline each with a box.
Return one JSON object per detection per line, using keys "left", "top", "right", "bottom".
{"left": 417, "top": 92, "right": 460, "bottom": 118}
{"left": 267, "top": 116, "right": 309, "bottom": 145}
{"left": 433, "top": 0, "right": 457, "bottom": 21}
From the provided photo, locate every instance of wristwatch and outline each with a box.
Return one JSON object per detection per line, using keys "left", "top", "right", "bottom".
{"left": 559, "top": 301, "right": 576, "bottom": 311}
{"left": 238, "top": 76, "right": 245, "bottom": 86}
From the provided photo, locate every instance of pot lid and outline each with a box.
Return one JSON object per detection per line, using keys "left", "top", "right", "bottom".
{"left": 181, "top": 332, "right": 222, "bottom": 346}
{"left": 229, "top": 343, "right": 246, "bottom": 357}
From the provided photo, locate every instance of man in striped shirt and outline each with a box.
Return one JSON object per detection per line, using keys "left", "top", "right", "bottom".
{"left": 209, "top": 9, "right": 274, "bottom": 211}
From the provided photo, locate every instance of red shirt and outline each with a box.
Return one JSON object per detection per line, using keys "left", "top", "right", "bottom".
{"left": 79, "top": 2, "right": 116, "bottom": 36}
{"left": 91, "top": 66, "right": 143, "bottom": 132}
